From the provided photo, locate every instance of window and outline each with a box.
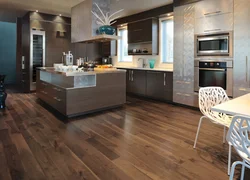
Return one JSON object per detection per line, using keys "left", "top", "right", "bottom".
{"left": 117, "top": 27, "right": 132, "bottom": 62}
{"left": 160, "top": 17, "right": 174, "bottom": 63}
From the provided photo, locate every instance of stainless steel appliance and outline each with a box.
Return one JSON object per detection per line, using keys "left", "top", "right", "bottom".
{"left": 62, "top": 51, "right": 74, "bottom": 66}
{"left": 30, "top": 30, "right": 45, "bottom": 91}
{"left": 195, "top": 31, "right": 233, "bottom": 57}
{"left": 102, "top": 57, "right": 112, "bottom": 65}
{"left": 194, "top": 60, "right": 233, "bottom": 97}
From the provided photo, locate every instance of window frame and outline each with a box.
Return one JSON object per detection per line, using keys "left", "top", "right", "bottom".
{"left": 117, "top": 26, "right": 132, "bottom": 62}
{"left": 159, "top": 16, "right": 174, "bottom": 64}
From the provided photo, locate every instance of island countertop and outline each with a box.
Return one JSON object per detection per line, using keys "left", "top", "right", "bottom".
{"left": 37, "top": 67, "right": 126, "bottom": 77}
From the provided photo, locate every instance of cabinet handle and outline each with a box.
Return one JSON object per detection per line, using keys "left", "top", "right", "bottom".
{"left": 53, "top": 97, "right": 61, "bottom": 102}
{"left": 246, "top": 56, "right": 248, "bottom": 83}
{"left": 131, "top": 71, "right": 134, "bottom": 81}
{"left": 204, "top": 29, "right": 221, "bottom": 32}
{"left": 53, "top": 87, "right": 62, "bottom": 92}
{"left": 184, "top": 94, "right": 191, "bottom": 97}
{"left": 204, "top": 11, "right": 221, "bottom": 16}
{"left": 133, "top": 29, "right": 142, "bottom": 32}
{"left": 41, "top": 91, "right": 48, "bottom": 95}
{"left": 128, "top": 70, "right": 131, "bottom": 81}
{"left": 164, "top": 73, "right": 166, "bottom": 86}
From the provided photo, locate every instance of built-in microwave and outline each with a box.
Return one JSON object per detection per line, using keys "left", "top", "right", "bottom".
{"left": 195, "top": 32, "right": 233, "bottom": 57}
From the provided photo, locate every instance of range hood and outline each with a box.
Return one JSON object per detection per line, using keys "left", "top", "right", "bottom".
{"left": 71, "top": 0, "right": 121, "bottom": 43}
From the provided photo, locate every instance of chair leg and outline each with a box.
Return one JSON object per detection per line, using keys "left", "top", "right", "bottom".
{"left": 241, "top": 160, "right": 246, "bottom": 180}
{"left": 223, "top": 126, "right": 226, "bottom": 144}
{"left": 228, "top": 145, "right": 232, "bottom": 175}
{"left": 193, "top": 116, "right": 206, "bottom": 148}
{"left": 229, "top": 161, "right": 250, "bottom": 180}
{"left": 230, "top": 161, "right": 241, "bottom": 180}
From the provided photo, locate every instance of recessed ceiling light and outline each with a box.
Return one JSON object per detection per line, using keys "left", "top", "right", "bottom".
{"left": 59, "top": 14, "right": 62, "bottom": 16}
{"left": 36, "top": 10, "right": 39, "bottom": 12}
{"left": 167, "top": 13, "right": 171, "bottom": 16}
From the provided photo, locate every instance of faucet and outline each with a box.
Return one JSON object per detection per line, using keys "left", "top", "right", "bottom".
{"left": 138, "top": 58, "right": 147, "bottom": 68}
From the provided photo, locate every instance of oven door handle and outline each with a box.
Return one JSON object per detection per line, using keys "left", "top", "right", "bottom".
{"left": 199, "top": 68, "right": 226, "bottom": 71}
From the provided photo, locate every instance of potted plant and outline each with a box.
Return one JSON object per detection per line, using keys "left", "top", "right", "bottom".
{"left": 91, "top": 3, "right": 123, "bottom": 35}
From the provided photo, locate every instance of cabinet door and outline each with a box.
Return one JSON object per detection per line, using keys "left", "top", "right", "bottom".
{"left": 233, "top": 0, "right": 250, "bottom": 97}
{"left": 195, "top": 0, "right": 233, "bottom": 19}
{"left": 128, "top": 19, "right": 152, "bottom": 43}
{"left": 146, "top": 71, "right": 164, "bottom": 99}
{"left": 126, "top": 70, "right": 133, "bottom": 93}
{"left": 130, "top": 70, "right": 146, "bottom": 95}
{"left": 164, "top": 72, "right": 173, "bottom": 101}
{"left": 195, "top": 13, "right": 233, "bottom": 34}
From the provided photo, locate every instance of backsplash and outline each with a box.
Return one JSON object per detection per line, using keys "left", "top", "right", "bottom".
{"left": 112, "top": 55, "right": 173, "bottom": 69}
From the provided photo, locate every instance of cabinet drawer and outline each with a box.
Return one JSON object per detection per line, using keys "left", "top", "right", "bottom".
{"left": 195, "top": 13, "right": 233, "bottom": 34}
{"left": 173, "top": 92, "right": 195, "bottom": 107}
{"left": 195, "top": 0, "right": 233, "bottom": 19}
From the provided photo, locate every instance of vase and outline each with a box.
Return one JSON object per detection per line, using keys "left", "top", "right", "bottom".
{"left": 0, "top": 75, "right": 7, "bottom": 109}
{"left": 99, "top": 25, "right": 116, "bottom": 35}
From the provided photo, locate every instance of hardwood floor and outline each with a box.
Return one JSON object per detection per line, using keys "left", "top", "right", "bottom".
{"left": 0, "top": 90, "right": 249, "bottom": 180}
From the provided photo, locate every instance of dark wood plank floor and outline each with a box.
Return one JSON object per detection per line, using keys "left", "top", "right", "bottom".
{"left": 0, "top": 89, "right": 249, "bottom": 180}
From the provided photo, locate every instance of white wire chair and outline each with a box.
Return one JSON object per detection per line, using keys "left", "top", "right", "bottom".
{"left": 193, "top": 87, "right": 233, "bottom": 175}
{"left": 227, "top": 115, "right": 250, "bottom": 180}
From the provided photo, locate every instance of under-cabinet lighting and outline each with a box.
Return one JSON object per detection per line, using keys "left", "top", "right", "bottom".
{"left": 36, "top": 10, "right": 39, "bottom": 12}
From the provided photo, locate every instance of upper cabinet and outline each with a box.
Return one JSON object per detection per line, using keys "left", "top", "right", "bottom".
{"left": 127, "top": 19, "right": 158, "bottom": 55}
{"left": 195, "top": 0, "right": 233, "bottom": 18}
{"left": 195, "top": 13, "right": 233, "bottom": 34}
{"left": 128, "top": 19, "right": 153, "bottom": 43}
{"left": 194, "top": 0, "right": 234, "bottom": 34}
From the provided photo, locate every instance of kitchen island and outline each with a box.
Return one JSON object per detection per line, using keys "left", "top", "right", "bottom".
{"left": 36, "top": 67, "right": 126, "bottom": 117}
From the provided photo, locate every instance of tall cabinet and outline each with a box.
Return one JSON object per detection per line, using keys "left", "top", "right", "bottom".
{"left": 173, "top": 3, "right": 197, "bottom": 107}
{"left": 233, "top": 0, "right": 250, "bottom": 97}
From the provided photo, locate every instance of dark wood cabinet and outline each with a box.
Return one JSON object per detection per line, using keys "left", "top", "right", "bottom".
{"left": 127, "top": 19, "right": 158, "bottom": 55}
{"left": 146, "top": 71, "right": 173, "bottom": 101}
{"left": 126, "top": 70, "right": 146, "bottom": 95}
{"left": 121, "top": 68, "right": 173, "bottom": 101}
{"left": 100, "top": 42, "right": 111, "bottom": 57}
{"left": 128, "top": 20, "right": 153, "bottom": 43}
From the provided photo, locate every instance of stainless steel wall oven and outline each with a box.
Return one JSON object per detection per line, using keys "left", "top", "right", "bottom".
{"left": 194, "top": 60, "right": 233, "bottom": 97}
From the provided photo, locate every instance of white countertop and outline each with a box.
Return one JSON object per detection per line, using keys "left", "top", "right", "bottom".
{"left": 38, "top": 67, "right": 126, "bottom": 77}
{"left": 212, "top": 93, "right": 250, "bottom": 116}
{"left": 114, "top": 66, "right": 173, "bottom": 72}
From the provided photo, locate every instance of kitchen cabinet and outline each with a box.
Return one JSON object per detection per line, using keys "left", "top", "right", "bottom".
{"left": 195, "top": 13, "right": 233, "bottom": 34}
{"left": 146, "top": 71, "right": 173, "bottom": 101}
{"left": 194, "top": 0, "right": 233, "bottom": 34}
{"left": 195, "top": 0, "right": 233, "bottom": 19}
{"left": 233, "top": 0, "right": 250, "bottom": 98}
{"left": 100, "top": 42, "right": 111, "bottom": 57}
{"left": 173, "top": 4, "right": 198, "bottom": 107}
{"left": 128, "top": 19, "right": 153, "bottom": 43}
{"left": 127, "top": 19, "right": 158, "bottom": 55}
{"left": 126, "top": 70, "right": 146, "bottom": 95}
{"left": 121, "top": 68, "right": 173, "bottom": 101}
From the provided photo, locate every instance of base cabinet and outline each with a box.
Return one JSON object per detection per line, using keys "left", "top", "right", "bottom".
{"left": 122, "top": 68, "right": 173, "bottom": 102}
{"left": 127, "top": 70, "right": 146, "bottom": 95}
{"left": 146, "top": 71, "right": 173, "bottom": 101}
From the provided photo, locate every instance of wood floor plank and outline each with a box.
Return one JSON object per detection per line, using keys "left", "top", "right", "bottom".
{"left": 0, "top": 142, "right": 12, "bottom": 180}
{"left": 1, "top": 89, "right": 248, "bottom": 180}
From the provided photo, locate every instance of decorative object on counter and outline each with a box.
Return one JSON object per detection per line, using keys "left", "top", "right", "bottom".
{"left": 91, "top": 3, "right": 123, "bottom": 35}
{"left": 0, "top": 75, "right": 7, "bottom": 109}
{"left": 62, "top": 51, "right": 73, "bottom": 66}
{"left": 149, "top": 59, "right": 156, "bottom": 69}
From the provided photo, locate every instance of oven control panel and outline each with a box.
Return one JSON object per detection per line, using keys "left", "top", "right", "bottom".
{"left": 199, "top": 62, "right": 227, "bottom": 68}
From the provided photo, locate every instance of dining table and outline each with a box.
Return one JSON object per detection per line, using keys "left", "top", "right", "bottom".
{"left": 211, "top": 93, "right": 250, "bottom": 116}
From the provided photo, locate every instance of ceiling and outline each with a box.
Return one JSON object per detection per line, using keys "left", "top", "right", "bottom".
{"left": 0, "top": 0, "right": 173, "bottom": 23}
